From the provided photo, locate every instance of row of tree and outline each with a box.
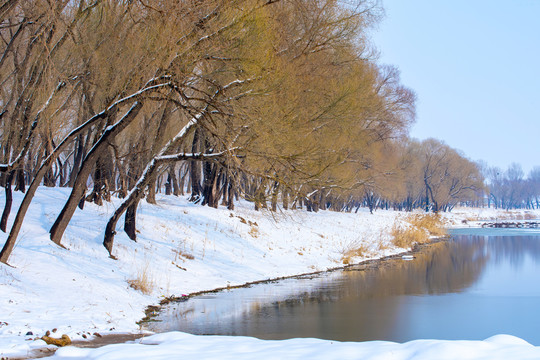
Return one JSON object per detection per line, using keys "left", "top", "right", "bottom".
{"left": 484, "top": 163, "right": 540, "bottom": 210}
{"left": 0, "top": 0, "right": 484, "bottom": 265}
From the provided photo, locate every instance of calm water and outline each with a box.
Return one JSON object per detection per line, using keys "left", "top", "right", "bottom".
{"left": 148, "top": 229, "right": 540, "bottom": 344}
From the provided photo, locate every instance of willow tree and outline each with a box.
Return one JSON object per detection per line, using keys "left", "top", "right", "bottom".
{"left": 0, "top": 0, "right": 419, "bottom": 264}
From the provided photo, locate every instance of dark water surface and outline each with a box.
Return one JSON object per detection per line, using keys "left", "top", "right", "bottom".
{"left": 148, "top": 229, "right": 540, "bottom": 344}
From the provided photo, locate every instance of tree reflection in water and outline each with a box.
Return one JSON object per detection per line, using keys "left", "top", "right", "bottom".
{"left": 148, "top": 234, "right": 540, "bottom": 343}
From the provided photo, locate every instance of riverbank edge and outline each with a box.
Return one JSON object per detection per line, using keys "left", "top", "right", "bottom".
{"left": 140, "top": 235, "right": 450, "bottom": 328}
{"left": 18, "top": 237, "right": 450, "bottom": 360}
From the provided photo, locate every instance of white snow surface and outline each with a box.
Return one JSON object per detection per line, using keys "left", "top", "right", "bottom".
{"left": 1, "top": 187, "right": 539, "bottom": 359}
{"left": 44, "top": 332, "right": 540, "bottom": 360}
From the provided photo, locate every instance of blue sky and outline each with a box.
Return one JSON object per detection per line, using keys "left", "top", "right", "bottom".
{"left": 372, "top": 0, "right": 540, "bottom": 174}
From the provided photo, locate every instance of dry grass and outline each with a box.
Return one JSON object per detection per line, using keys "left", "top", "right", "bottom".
{"left": 340, "top": 242, "right": 369, "bottom": 265}
{"left": 409, "top": 213, "right": 446, "bottom": 237}
{"left": 391, "top": 224, "right": 428, "bottom": 248}
{"left": 377, "top": 240, "right": 390, "bottom": 251}
{"left": 391, "top": 213, "right": 446, "bottom": 249}
{"left": 127, "top": 262, "right": 154, "bottom": 295}
{"left": 524, "top": 212, "right": 537, "bottom": 220}
{"left": 248, "top": 225, "right": 259, "bottom": 238}
{"left": 172, "top": 248, "right": 195, "bottom": 261}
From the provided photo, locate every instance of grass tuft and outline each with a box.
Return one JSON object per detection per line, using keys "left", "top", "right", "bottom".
{"left": 248, "top": 225, "right": 259, "bottom": 238}
{"left": 391, "top": 213, "right": 446, "bottom": 249}
{"left": 340, "top": 241, "right": 369, "bottom": 265}
{"left": 127, "top": 262, "right": 154, "bottom": 295}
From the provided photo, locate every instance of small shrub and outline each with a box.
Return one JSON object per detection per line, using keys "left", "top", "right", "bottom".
{"left": 340, "top": 242, "right": 368, "bottom": 265}
{"left": 377, "top": 240, "right": 390, "bottom": 251}
{"left": 391, "top": 213, "right": 446, "bottom": 249}
{"left": 391, "top": 223, "right": 428, "bottom": 248}
{"left": 409, "top": 214, "right": 446, "bottom": 237}
{"left": 248, "top": 225, "right": 259, "bottom": 238}
{"left": 127, "top": 264, "right": 154, "bottom": 295}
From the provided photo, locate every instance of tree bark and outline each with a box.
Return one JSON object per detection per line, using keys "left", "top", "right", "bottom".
{"left": 124, "top": 201, "right": 138, "bottom": 241}
{"left": 189, "top": 128, "right": 202, "bottom": 202}
{"left": 0, "top": 172, "right": 14, "bottom": 232}
{"left": 169, "top": 166, "right": 179, "bottom": 196}
{"left": 146, "top": 174, "right": 157, "bottom": 204}
{"left": 271, "top": 181, "right": 279, "bottom": 212}
{"left": 227, "top": 179, "right": 235, "bottom": 210}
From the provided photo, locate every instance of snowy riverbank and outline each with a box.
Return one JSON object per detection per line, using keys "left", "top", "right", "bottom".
{"left": 1, "top": 187, "right": 539, "bottom": 359}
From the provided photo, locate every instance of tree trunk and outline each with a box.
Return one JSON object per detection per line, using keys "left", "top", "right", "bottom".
{"left": 227, "top": 177, "right": 235, "bottom": 210}
{"left": 271, "top": 181, "right": 279, "bottom": 212}
{"left": 0, "top": 172, "right": 15, "bottom": 232}
{"left": 87, "top": 155, "right": 113, "bottom": 205}
{"left": 319, "top": 191, "right": 326, "bottom": 211}
{"left": 50, "top": 102, "right": 142, "bottom": 246}
{"left": 146, "top": 174, "right": 157, "bottom": 204}
{"left": 124, "top": 201, "right": 138, "bottom": 241}
{"left": 282, "top": 190, "right": 288, "bottom": 210}
{"left": 189, "top": 128, "right": 202, "bottom": 202}
{"left": 104, "top": 192, "right": 143, "bottom": 257}
{"left": 178, "top": 163, "right": 187, "bottom": 196}
{"left": 165, "top": 178, "right": 172, "bottom": 195}
{"left": 169, "top": 166, "right": 179, "bottom": 196}
{"left": 13, "top": 168, "right": 25, "bottom": 193}
{"left": 68, "top": 128, "right": 92, "bottom": 187}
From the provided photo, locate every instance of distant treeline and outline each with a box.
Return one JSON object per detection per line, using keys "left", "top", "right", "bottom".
{"left": 483, "top": 163, "right": 540, "bottom": 210}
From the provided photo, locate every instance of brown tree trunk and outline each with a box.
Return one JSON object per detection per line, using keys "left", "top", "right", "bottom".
{"left": 319, "top": 191, "right": 326, "bottom": 211}
{"left": 221, "top": 175, "right": 229, "bottom": 207}
{"left": 87, "top": 155, "right": 113, "bottom": 205}
{"left": 202, "top": 164, "right": 220, "bottom": 208}
{"left": 124, "top": 201, "right": 138, "bottom": 241}
{"left": 189, "top": 128, "right": 202, "bottom": 202}
{"left": 227, "top": 179, "right": 235, "bottom": 210}
{"left": 104, "top": 192, "right": 143, "bottom": 257}
{"left": 13, "top": 168, "right": 25, "bottom": 193}
{"left": 146, "top": 174, "right": 157, "bottom": 204}
{"left": 67, "top": 129, "right": 92, "bottom": 187}
{"left": 165, "top": 176, "right": 172, "bottom": 195}
{"left": 271, "top": 181, "right": 279, "bottom": 212}
{"left": 178, "top": 164, "right": 187, "bottom": 196}
{"left": 49, "top": 102, "right": 142, "bottom": 246}
{"left": 0, "top": 172, "right": 15, "bottom": 232}
{"left": 169, "top": 166, "right": 179, "bottom": 196}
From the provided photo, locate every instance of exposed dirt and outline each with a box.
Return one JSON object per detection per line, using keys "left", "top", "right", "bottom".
{"left": 8, "top": 333, "right": 148, "bottom": 360}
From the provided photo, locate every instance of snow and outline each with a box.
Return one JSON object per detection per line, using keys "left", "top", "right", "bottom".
{"left": 1, "top": 187, "right": 540, "bottom": 359}
{"left": 43, "top": 332, "right": 540, "bottom": 360}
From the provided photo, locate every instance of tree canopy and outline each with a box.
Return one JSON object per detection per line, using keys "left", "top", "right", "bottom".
{"left": 0, "top": 0, "right": 485, "bottom": 264}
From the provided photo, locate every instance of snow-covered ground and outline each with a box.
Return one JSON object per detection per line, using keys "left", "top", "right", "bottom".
{"left": 45, "top": 332, "right": 540, "bottom": 360}
{"left": 1, "top": 187, "right": 539, "bottom": 359}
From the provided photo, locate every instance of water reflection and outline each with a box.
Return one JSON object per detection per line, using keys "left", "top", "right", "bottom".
{"left": 148, "top": 232, "right": 540, "bottom": 344}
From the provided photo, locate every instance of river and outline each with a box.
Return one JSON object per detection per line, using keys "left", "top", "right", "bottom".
{"left": 146, "top": 228, "right": 540, "bottom": 344}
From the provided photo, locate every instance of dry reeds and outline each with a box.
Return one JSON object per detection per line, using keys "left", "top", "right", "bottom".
{"left": 127, "top": 262, "right": 154, "bottom": 295}
{"left": 391, "top": 214, "right": 446, "bottom": 249}
{"left": 340, "top": 242, "right": 369, "bottom": 265}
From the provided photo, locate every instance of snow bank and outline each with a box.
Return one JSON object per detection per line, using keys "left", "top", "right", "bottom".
{"left": 44, "top": 332, "right": 540, "bottom": 360}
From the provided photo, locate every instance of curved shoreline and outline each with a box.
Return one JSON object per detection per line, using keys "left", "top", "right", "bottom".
{"left": 15, "top": 237, "right": 448, "bottom": 360}
{"left": 139, "top": 236, "right": 449, "bottom": 326}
